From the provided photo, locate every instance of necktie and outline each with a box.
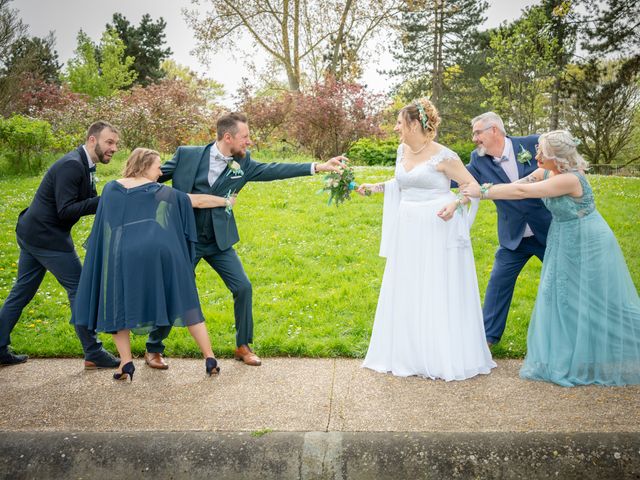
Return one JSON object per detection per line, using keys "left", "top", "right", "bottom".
{"left": 492, "top": 155, "right": 509, "bottom": 165}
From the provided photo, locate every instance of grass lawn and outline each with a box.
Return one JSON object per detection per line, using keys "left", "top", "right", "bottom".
{"left": 1, "top": 150, "right": 639, "bottom": 359}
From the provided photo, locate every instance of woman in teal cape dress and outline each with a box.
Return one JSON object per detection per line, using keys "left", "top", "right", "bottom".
{"left": 463, "top": 130, "right": 640, "bottom": 386}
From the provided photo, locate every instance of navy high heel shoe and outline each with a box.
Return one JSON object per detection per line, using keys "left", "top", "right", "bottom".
{"left": 113, "top": 361, "right": 135, "bottom": 381}
{"left": 205, "top": 357, "right": 220, "bottom": 376}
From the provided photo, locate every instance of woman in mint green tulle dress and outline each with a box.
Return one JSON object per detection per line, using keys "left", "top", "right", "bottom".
{"left": 462, "top": 130, "right": 640, "bottom": 386}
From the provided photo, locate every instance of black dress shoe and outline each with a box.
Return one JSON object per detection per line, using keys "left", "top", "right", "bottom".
{"left": 84, "top": 350, "right": 120, "bottom": 369}
{"left": 0, "top": 349, "right": 28, "bottom": 366}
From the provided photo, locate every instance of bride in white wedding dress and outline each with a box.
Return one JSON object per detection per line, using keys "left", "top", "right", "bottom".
{"left": 357, "top": 98, "right": 496, "bottom": 381}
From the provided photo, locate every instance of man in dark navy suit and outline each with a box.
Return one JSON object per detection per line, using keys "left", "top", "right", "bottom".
{"left": 0, "top": 121, "right": 120, "bottom": 368}
{"left": 144, "top": 112, "right": 344, "bottom": 368}
{"left": 465, "top": 112, "right": 552, "bottom": 347}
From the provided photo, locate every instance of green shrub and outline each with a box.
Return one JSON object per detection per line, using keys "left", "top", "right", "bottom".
{"left": 347, "top": 137, "right": 399, "bottom": 166}
{"left": 347, "top": 137, "right": 476, "bottom": 166}
{"left": 0, "top": 115, "right": 62, "bottom": 173}
{"left": 448, "top": 140, "right": 477, "bottom": 165}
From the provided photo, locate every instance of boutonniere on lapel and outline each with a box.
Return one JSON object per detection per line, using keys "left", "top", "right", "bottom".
{"left": 226, "top": 159, "right": 244, "bottom": 177}
{"left": 88, "top": 166, "right": 98, "bottom": 189}
{"left": 516, "top": 145, "right": 532, "bottom": 166}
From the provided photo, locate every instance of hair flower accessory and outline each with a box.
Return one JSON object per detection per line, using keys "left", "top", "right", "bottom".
{"left": 517, "top": 145, "right": 532, "bottom": 165}
{"left": 414, "top": 101, "right": 429, "bottom": 130}
{"left": 226, "top": 159, "right": 244, "bottom": 177}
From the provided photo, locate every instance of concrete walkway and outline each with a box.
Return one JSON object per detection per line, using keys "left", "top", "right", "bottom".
{"left": 1, "top": 358, "right": 639, "bottom": 478}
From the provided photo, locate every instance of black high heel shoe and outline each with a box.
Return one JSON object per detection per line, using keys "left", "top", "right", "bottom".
{"left": 205, "top": 357, "right": 220, "bottom": 376}
{"left": 113, "top": 361, "right": 135, "bottom": 381}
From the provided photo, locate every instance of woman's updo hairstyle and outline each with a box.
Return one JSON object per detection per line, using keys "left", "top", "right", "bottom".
{"left": 538, "top": 130, "right": 588, "bottom": 173}
{"left": 122, "top": 148, "right": 161, "bottom": 178}
{"left": 399, "top": 97, "right": 441, "bottom": 142}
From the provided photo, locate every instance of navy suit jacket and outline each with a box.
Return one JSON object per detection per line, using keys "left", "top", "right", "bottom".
{"left": 159, "top": 143, "right": 313, "bottom": 251}
{"left": 466, "top": 135, "right": 552, "bottom": 250}
{"left": 16, "top": 146, "right": 99, "bottom": 252}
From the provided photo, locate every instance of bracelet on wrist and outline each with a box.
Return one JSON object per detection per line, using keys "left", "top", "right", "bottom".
{"left": 480, "top": 183, "right": 493, "bottom": 200}
{"left": 455, "top": 193, "right": 464, "bottom": 214}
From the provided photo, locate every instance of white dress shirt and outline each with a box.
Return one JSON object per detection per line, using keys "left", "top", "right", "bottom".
{"left": 494, "top": 139, "right": 533, "bottom": 238}
{"left": 208, "top": 143, "right": 232, "bottom": 186}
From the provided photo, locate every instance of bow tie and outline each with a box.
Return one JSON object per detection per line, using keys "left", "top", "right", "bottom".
{"left": 492, "top": 155, "right": 509, "bottom": 165}
{"left": 88, "top": 165, "right": 97, "bottom": 172}
{"left": 215, "top": 153, "right": 233, "bottom": 164}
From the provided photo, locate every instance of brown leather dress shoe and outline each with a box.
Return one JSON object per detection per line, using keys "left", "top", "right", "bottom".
{"left": 144, "top": 352, "right": 169, "bottom": 370}
{"left": 234, "top": 345, "right": 262, "bottom": 366}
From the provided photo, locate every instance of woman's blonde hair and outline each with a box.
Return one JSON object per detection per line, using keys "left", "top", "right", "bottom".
{"left": 538, "top": 130, "right": 588, "bottom": 173}
{"left": 399, "top": 97, "right": 441, "bottom": 142}
{"left": 122, "top": 148, "right": 161, "bottom": 178}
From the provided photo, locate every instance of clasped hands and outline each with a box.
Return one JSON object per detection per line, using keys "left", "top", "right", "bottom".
{"left": 437, "top": 182, "right": 480, "bottom": 222}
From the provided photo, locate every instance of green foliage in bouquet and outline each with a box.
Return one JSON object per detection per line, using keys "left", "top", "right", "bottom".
{"left": 319, "top": 165, "right": 358, "bottom": 206}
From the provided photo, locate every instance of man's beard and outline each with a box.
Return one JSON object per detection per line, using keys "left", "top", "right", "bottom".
{"left": 230, "top": 147, "right": 245, "bottom": 159}
{"left": 476, "top": 145, "right": 487, "bottom": 157}
{"left": 95, "top": 143, "right": 109, "bottom": 164}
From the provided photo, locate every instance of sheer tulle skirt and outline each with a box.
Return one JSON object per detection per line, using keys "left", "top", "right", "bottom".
{"left": 363, "top": 196, "right": 496, "bottom": 381}
{"left": 520, "top": 211, "right": 640, "bottom": 386}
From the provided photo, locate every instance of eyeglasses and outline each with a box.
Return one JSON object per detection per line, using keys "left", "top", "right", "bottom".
{"left": 472, "top": 126, "right": 493, "bottom": 138}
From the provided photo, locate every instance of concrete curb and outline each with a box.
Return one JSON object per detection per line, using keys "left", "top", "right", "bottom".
{"left": 1, "top": 431, "right": 639, "bottom": 479}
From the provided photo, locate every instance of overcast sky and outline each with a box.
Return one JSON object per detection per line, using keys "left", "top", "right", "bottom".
{"left": 15, "top": 0, "right": 537, "bottom": 105}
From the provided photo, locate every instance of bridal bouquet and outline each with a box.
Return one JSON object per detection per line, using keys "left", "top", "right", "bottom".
{"left": 319, "top": 165, "right": 359, "bottom": 206}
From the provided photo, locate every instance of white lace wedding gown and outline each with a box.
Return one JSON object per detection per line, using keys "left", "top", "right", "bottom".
{"left": 362, "top": 145, "right": 496, "bottom": 381}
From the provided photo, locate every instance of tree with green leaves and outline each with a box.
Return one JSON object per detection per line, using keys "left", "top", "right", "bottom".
{"left": 387, "top": 0, "right": 488, "bottom": 108}
{"left": 63, "top": 30, "right": 137, "bottom": 98}
{"left": 542, "top": 0, "right": 578, "bottom": 130}
{"left": 0, "top": 0, "right": 25, "bottom": 63}
{"left": 161, "top": 59, "right": 225, "bottom": 107}
{"left": 561, "top": 0, "right": 640, "bottom": 165}
{"left": 1, "top": 34, "right": 61, "bottom": 83}
{"left": 562, "top": 60, "right": 639, "bottom": 166}
{"left": 581, "top": 0, "right": 639, "bottom": 66}
{"left": 0, "top": 0, "right": 26, "bottom": 112}
{"left": 106, "top": 13, "right": 172, "bottom": 86}
{"left": 480, "top": 6, "right": 561, "bottom": 135}
{"left": 185, "top": 0, "right": 401, "bottom": 91}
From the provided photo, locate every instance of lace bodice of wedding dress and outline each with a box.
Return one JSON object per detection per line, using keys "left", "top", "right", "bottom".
{"left": 394, "top": 145, "right": 458, "bottom": 201}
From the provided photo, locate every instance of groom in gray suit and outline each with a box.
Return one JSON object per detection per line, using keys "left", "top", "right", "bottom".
{"left": 145, "top": 112, "right": 344, "bottom": 367}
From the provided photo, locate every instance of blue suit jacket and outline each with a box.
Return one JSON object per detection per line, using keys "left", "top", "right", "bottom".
{"left": 159, "top": 143, "right": 313, "bottom": 250}
{"left": 466, "top": 135, "right": 552, "bottom": 250}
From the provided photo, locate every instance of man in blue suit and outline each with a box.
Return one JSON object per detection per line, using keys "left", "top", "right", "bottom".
{"left": 0, "top": 121, "right": 121, "bottom": 368}
{"left": 466, "top": 112, "right": 552, "bottom": 346}
{"left": 144, "top": 112, "right": 344, "bottom": 368}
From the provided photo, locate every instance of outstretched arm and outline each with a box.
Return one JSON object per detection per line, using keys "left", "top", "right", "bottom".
{"left": 462, "top": 171, "right": 582, "bottom": 200}
{"left": 250, "top": 155, "right": 346, "bottom": 182}
{"left": 188, "top": 193, "right": 235, "bottom": 209}
{"left": 356, "top": 182, "right": 386, "bottom": 195}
